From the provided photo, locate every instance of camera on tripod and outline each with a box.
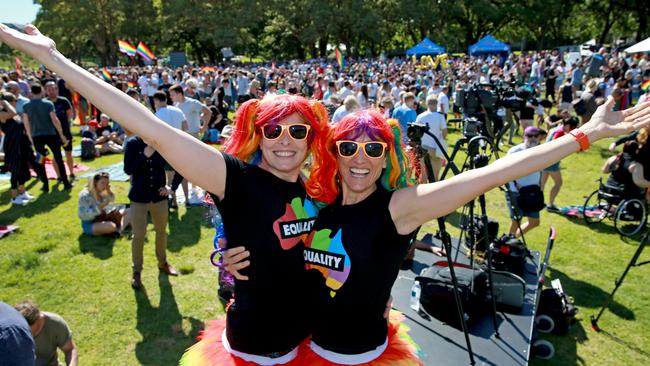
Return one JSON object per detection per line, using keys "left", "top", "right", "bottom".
{"left": 407, "top": 122, "right": 428, "bottom": 145}
{"left": 455, "top": 81, "right": 534, "bottom": 140}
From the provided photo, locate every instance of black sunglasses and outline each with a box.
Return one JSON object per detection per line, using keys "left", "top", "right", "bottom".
{"left": 336, "top": 140, "right": 387, "bottom": 159}
{"left": 262, "top": 124, "right": 311, "bottom": 140}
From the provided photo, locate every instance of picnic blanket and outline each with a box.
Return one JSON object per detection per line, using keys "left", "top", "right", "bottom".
{"left": 79, "top": 162, "right": 130, "bottom": 182}
{"left": 30, "top": 159, "right": 90, "bottom": 179}
{"left": 0, "top": 225, "right": 19, "bottom": 238}
{"left": 557, "top": 205, "right": 611, "bottom": 219}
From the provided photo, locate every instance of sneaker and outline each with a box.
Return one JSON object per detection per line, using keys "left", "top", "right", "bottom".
{"left": 19, "top": 192, "right": 34, "bottom": 201}
{"left": 546, "top": 204, "right": 560, "bottom": 212}
{"left": 11, "top": 196, "right": 28, "bottom": 205}
{"left": 69, "top": 174, "right": 76, "bottom": 182}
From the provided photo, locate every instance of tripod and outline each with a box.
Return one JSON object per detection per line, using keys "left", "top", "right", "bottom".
{"left": 591, "top": 229, "right": 650, "bottom": 331}
{"left": 411, "top": 129, "right": 504, "bottom": 364}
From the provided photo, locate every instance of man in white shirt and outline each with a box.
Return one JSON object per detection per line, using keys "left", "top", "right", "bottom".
{"left": 416, "top": 95, "right": 448, "bottom": 181}
{"left": 138, "top": 69, "right": 159, "bottom": 111}
{"left": 437, "top": 85, "right": 450, "bottom": 118}
{"left": 152, "top": 91, "right": 190, "bottom": 205}
{"left": 337, "top": 80, "right": 353, "bottom": 99}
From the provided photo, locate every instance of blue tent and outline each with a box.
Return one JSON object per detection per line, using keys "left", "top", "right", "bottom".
{"left": 406, "top": 38, "right": 446, "bottom": 56}
{"left": 468, "top": 35, "right": 510, "bottom": 56}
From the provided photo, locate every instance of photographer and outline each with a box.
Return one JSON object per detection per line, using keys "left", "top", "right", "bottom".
{"left": 416, "top": 95, "right": 448, "bottom": 181}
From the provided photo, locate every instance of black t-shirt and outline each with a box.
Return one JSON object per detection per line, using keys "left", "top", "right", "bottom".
{"left": 520, "top": 104, "right": 535, "bottom": 120}
{"left": 306, "top": 186, "right": 413, "bottom": 354}
{"left": 210, "top": 153, "right": 318, "bottom": 354}
{"left": 51, "top": 96, "right": 72, "bottom": 138}
{"left": 607, "top": 153, "right": 644, "bottom": 197}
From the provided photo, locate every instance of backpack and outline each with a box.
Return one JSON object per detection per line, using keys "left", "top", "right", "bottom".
{"left": 80, "top": 138, "right": 96, "bottom": 160}
{"left": 516, "top": 184, "right": 545, "bottom": 212}
{"left": 416, "top": 261, "right": 488, "bottom": 327}
{"left": 488, "top": 234, "right": 530, "bottom": 276}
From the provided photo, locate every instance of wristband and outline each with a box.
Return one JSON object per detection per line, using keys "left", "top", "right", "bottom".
{"left": 569, "top": 129, "right": 590, "bottom": 152}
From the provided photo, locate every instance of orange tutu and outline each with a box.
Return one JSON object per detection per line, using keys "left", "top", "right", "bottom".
{"left": 179, "top": 319, "right": 307, "bottom": 366}
{"left": 301, "top": 311, "right": 424, "bottom": 366}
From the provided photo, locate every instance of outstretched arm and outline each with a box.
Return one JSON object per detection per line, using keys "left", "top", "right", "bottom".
{"left": 0, "top": 24, "right": 227, "bottom": 198}
{"left": 390, "top": 97, "right": 650, "bottom": 235}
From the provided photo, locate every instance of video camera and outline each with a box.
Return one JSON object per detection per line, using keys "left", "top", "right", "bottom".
{"left": 455, "top": 81, "right": 532, "bottom": 116}
{"left": 407, "top": 122, "right": 428, "bottom": 145}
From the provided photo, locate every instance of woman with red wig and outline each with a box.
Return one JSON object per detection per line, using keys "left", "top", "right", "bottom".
{"left": 0, "top": 25, "right": 330, "bottom": 365}
{"left": 298, "top": 98, "right": 650, "bottom": 365}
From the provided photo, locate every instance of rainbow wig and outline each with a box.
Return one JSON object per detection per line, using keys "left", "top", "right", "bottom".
{"left": 222, "top": 94, "right": 330, "bottom": 166}
{"left": 307, "top": 110, "right": 414, "bottom": 204}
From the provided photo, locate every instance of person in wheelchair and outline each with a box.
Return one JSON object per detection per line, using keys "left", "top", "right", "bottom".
{"left": 602, "top": 141, "right": 650, "bottom": 202}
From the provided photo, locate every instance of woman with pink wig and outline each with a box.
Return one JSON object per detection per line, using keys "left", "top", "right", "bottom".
{"left": 299, "top": 98, "right": 650, "bottom": 365}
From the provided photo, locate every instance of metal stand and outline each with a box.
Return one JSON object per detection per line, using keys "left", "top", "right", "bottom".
{"left": 591, "top": 229, "right": 650, "bottom": 331}
{"left": 414, "top": 142, "right": 476, "bottom": 365}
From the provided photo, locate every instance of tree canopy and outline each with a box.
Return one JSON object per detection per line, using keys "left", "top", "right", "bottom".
{"left": 23, "top": 0, "right": 650, "bottom": 65}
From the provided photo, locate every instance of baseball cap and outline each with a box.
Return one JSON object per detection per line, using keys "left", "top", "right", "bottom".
{"left": 524, "top": 126, "right": 541, "bottom": 136}
{"left": 88, "top": 119, "right": 99, "bottom": 128}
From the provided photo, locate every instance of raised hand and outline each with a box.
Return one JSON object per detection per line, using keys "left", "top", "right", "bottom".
{"left": 0, "top": 24, "right": 57, "bottom": 63}
{"left": 583, "top": 96, "right": 650, "bottom": 141}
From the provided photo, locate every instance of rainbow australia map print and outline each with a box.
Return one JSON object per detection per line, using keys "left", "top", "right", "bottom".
{"left": 305, "top": 228, "right": 351, "bottom": 298}
{"left": 273, "top": 197, "right": 319, "bottom": 250}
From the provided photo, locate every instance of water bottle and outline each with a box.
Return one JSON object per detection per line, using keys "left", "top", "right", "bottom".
{"left": 410, "top": 280, "right": 421, "bottom": 312}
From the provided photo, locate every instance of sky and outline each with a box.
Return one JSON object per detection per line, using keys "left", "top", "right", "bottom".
{"left": 1, "top": 0, "right": 41, "bottom": 24}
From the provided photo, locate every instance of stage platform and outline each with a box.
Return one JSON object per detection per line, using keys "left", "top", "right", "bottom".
{"left": 391, "top": 235, "right": 541, "bottom": 365}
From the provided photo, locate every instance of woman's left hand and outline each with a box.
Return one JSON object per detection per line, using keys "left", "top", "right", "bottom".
{"left": 582, "top": 97, "right": 650, "bottom": 142}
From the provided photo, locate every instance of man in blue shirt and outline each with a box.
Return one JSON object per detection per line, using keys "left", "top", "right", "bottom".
{"left": 391, "top": 92, "right": 417, "bottom": 142}
{"left": 0, "top": 301, "right": 35, "bottom": 366}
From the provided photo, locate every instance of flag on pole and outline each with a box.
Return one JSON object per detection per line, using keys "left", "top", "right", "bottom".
{"left": 100, "top": 68, "right": 112, "bottom": 82}
{"left": 335, "top": 48, "right": 344, "bottom": 70}
{"left": 136, "top": 42, "right": 155, "bottom": 62}
{"left": 117, "top": 40, "right": 137, "bottom": 57}
{"left": 15, "top": 57, "right": 23, "bottom": 77}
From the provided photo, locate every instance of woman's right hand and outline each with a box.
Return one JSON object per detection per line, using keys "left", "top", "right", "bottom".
{"left": 223, "top": 246, "right": 251, "bottom": 280}
{"left": 0, "top": 24, "right": 58, "bottom": 63}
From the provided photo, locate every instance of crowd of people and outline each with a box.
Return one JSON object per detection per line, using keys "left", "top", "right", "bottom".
{"left": 1, "top": 22, "right": 650, "bottom": 365}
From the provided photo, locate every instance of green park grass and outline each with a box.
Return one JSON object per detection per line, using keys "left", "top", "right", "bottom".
{"left": 1, "top": 125, "right": 650, "bottom": 365}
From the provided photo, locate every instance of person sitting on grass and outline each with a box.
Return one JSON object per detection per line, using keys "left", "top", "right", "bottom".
{"left": 78, "top": 172, "right": 130, "bottom": 236}
{"left": 97, "top": 113, "right": 124, "bottom": 145}
{"left": 81, "top": 119, "right": 123, "bottom": 156}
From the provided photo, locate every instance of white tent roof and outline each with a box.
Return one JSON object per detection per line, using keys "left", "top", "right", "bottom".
{"left": 625, "top": 37, "right": 650, "bottom": 53}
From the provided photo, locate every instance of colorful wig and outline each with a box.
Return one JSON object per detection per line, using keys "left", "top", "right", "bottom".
{"left": 307, "top": 110, "right": 414, "bottom": 204}
{"left": 222, "top": 94, "right": 330, "bottom": 166}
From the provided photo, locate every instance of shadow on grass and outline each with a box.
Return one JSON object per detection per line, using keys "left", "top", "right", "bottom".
{"left": 548, "top": 268, "right": 634, "bottom": 321}
{"left": 168, "top": 207, "right": 204, "bottom": 252}
{"left": 0, "top": 183, "right": 71, "bottom": 224}
{"left": 134, "top": 273, "right": 204, "bottom": 365}
{"left": 78, "top": 233, "right": 116, "bottom": 259}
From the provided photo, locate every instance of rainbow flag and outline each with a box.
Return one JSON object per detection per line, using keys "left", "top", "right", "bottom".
{"left": 136, "top": 42, "right": 155, "bottom": 62}
{"left": 101, "top": 68, "right": 112, "bottom": 82}
{"left": 335, "top": 48, "right": 344, "bottom": 70}
{"left": 118, "top": 40, "right": 136, "bottom": 57}
{"left": 127, "top": 81, "right": 137, "bottom": 88}
{"left": 641, "top": 80, "right": 650, "bottom": 92}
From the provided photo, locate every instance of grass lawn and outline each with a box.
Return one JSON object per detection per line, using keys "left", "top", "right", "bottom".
{"left": 1, "top": 125, "right": 650, "bottom": 365}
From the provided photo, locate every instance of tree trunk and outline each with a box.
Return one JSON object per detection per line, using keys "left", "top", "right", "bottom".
{"left": 319, "top": 36, "right": 328, "bottom": 58}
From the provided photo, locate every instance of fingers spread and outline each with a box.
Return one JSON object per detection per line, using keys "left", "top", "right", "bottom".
{"left": 624, "top": 102, "right": 650, "bottom": 122}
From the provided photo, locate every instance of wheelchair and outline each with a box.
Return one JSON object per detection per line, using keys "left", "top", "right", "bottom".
{"left": 583, "top": 178, "right": 648, "bottom": 236}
